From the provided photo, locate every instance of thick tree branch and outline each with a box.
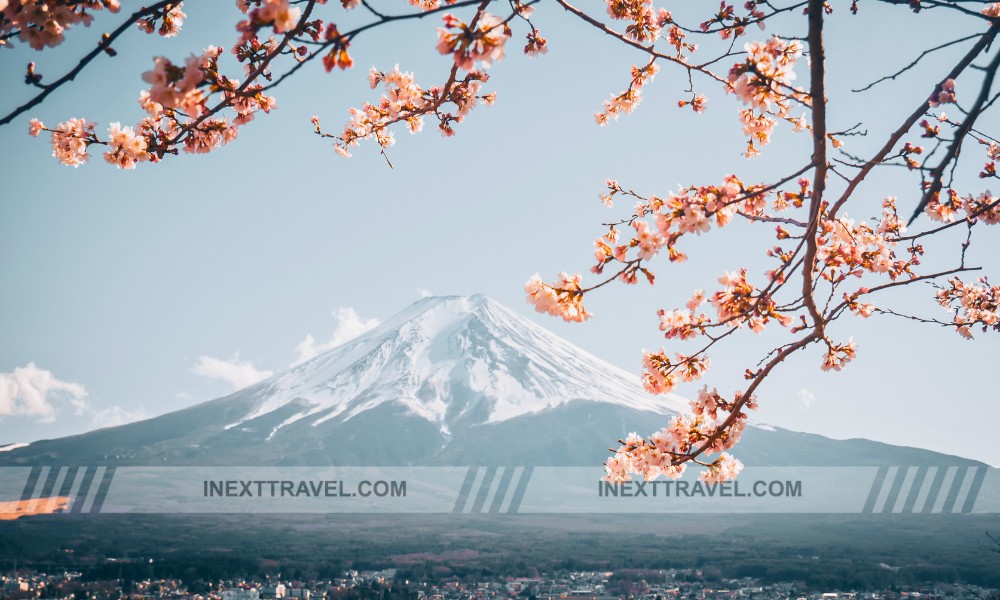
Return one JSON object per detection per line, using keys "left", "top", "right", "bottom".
{"left": 800, "top": 0, "right": 828, "bottom": 335}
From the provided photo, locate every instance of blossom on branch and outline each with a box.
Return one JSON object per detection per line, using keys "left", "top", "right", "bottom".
{"left": 0, "top": 0, "right": 121, "bottom": 50}
{"left": 524, "top": 273, "right": 591, "bottom": 322}
{"left": 436, "top": 12, "right": 511, "bottom": 71}
{"left": 604, "top": 386, "right": 754, "bottom": 482}
{"left": 936, "top": 277, "right": 1000, "bottom": 339}
{"left": 727, "top": 36, "right": 807, "bottom": 156}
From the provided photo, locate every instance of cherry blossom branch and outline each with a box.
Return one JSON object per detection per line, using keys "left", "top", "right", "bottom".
{"left": 909, "top": 45, "right": 1000, "bottom": 224}
{"left": 829, "top": 23, "right": 1000, "bottom": 219}
{"left": 684, "top": 330, "right": 821, "bottom": 465}
{"left": 553, "top": 0, "right": 730, "bottom": 87}
{"left": 261, "top": 0, "right": 491, "bottom": 92}
{"left": 0, "top": 0, "right": 176, "bottom": 127}
{"left": 674, "top": 1, "right": 809, "bottom": 37}
{"left": 835, "top": 267, "right": 981, "bottom": 312}
{"left": 167, "top": 0, "right": 320, "bottom": 148}
{"left": 852, "top": 34, "right": 980, "bottom": 93}
{"left": 895, "top": 195, "right": 1000, "bottom": 242}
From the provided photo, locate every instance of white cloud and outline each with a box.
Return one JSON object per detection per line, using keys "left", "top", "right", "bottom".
{"left": 293, "top": 307, "right": 381, "bottom": 365}
{"left": 797, "top": 388, "right": 817, "bottom": 410}
{"left": 191, "top": 354, "right": 273, "bottom": 390}
{"left": 91, "top": 405, "right": 150, "bottom": 428}
{"left": 0, "top": 363, "right": 88, "bottom": 423}
{"left": 417, "top": 288, "right": 434, "bottom": 298}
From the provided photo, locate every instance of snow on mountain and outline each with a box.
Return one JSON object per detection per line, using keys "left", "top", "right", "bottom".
{"left": 225, "top": 294, "right": 688, "bottom": 438}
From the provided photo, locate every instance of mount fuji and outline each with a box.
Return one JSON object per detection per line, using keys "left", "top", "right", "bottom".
{"left": 0, "top": 295, "right": 980, "bottom": 467}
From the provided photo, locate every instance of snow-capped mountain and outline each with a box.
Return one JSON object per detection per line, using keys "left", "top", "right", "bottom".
{"left": 0, "top": 295, "right": 981, "bottom": 467}
{"left": 226, "top": 294, "right": 688, "bottom": 438}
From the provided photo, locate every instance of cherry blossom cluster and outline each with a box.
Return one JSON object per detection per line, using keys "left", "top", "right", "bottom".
{"left": 137, "top": 2, "right": 186, "bottom": 38}
{"left": 657, "top": 291, "right": 709, "bottom": 342}
{"left": 33, "top": 41, "right": 283, "bottom": 167}
{"left": 316, "top": 64, "right": 494, "bottom": 157}
{"left": 677, "top": 93, "right": 708, "bottom": 113}
{"left": 900, "top": 142, "right": 924, "bottom": 171}
{"left": 700, "top": 1, "right": 766, "bottom": 39}
{"left": 604, "top": 0, "right": 671, "bottom": 44}
{"left": 964, "top": 191, "right": 1000, "bottom": 224}
{"left": 590, "top": 175, "right": 775, "bottom": 282}
{"left": 984, "top": 3, "right": 1000, "bottom": 18}
{"left": 640, "top": 349, "right": 710, "bottom": 394}
{"left": 666, "top": 23, "right": 696, "bottom": 58}
{"left": 31, "top": 117, "right": 96, "bottom": 167}
{"left": 236, "top": 0, "right": 306, "bottom": 38}
{"left": 928, "top": 78, "right": 956, "bottom": 107}
{"left": 982, "top": 143, "right": 999, "bottom": 179}
{"left": 727, "top": 36, "right": 807, "bottom": 157}
{"left": 31, "top": 114, "right": 162, "bottom": 169}
{"left": 936, "top": 277, "right": 1000, "bottom": 339}
{"left": 923, "top": 188, "right": 1000, "bottom": 225}
{"left": 30, "top": 0, "right": 305, "bottom": 168}
{"left": 812, "top": 198, "right": 925, "bottom": 291}
{"left": 713, "top": 268, "right": 791, "bottom": 331}
{"left": 436, "top": 12, "right": 511, "bottom": 71}
{"left": 524, "top": 273, "right": 592, "bottom": 322}
{"left": 924, "top": 189, "right": 964, "bottom": 223}
{"left": 815, "top": 212, "right": 913, "bottom": 282}
{"left": 604, "top": 386, "right": 754, "bottom": 483}
{"left": 317, "top": 9, "right": 528, "bottom": 158}
{"left": 842, "top": 292, "right": 875, "bottom": 319}
{"left": 820, "top": 338, "right": 856, "bottom": 371}
{"left": 595, "top": 60, "right": 659, "bottom": 126}
{"left": 0, "top": 0, "right": 120, "bottom": 50}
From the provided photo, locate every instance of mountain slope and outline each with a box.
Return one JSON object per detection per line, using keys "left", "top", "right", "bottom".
{"left": 0, "top": 295, "right": 981, "bottom": 467}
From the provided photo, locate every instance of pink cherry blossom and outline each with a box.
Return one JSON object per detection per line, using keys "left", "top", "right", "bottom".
{"left": 103, "top": 122, "right": 149, "bottom": 169}
{"left": 436, "top": 12, "right": 511, "bottom": 71}
{"left": 524, "top": 273, "right": 592, "bottom": 322}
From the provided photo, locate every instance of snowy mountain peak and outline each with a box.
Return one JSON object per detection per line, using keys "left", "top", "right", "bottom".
{"left": 224, "top": 295, "right": 688, "bottom": 438}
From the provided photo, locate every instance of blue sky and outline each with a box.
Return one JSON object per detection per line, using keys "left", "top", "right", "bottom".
{"left": 1, "top": 1, "right": 998, "bottom": 465}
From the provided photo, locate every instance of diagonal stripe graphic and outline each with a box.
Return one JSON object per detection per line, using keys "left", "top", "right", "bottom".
{"left": 961, "top": 466, "right": 988, "bottom": 513}
{"left": 882, "top": 466, "right": 910, "bottom": 514}
{"left": 89, "top": 466, "right": 116, "bottom": 514}
{"left": 506, "top": 466, "right": 534, "bottom": 514}
{"left": 480, "top": 467, "right": 504, "bottom": 513}
{"left": 37, "top": 466, "right": 62, "bottom": 500}
{"left": 470, "top": 467, "right": 498, "bottom": 514}
{"left": 941, "top": 466, "right": 968, "bottom": 514}
{"left": 57, "top": 466, "right": 80, "bottom": 499}
{"left": 901, "top": 466, "right": 928, "bottom": 513}
{"left": 451, "top": 467, "right": 479, "bottom": 513}
{"left": 489, "top": 467, "right": 516, "bottom": 513}
{"left": 498, "top": 467, "right": 524, "bottom": 513}
{"left": 862, "top": 466, "right": 889, "bottom": 514}
{"left": 40, "top": 467, "right": 69, "bottom": 515}
{"left": 921, "top": 465, "right": 949, "bottom": 514}
{"left": 19, "top": 466, "right": 42, "bottom": 502}
{"left": 69, "top": 466, "right": 98, "bottom": 514}
{"left": 50, "top": 466, "right": 80, "bottom": 516}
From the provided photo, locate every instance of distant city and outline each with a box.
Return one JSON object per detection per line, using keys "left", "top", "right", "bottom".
{"left": 0, "top": 567, "right": 996, "bottom": 600}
